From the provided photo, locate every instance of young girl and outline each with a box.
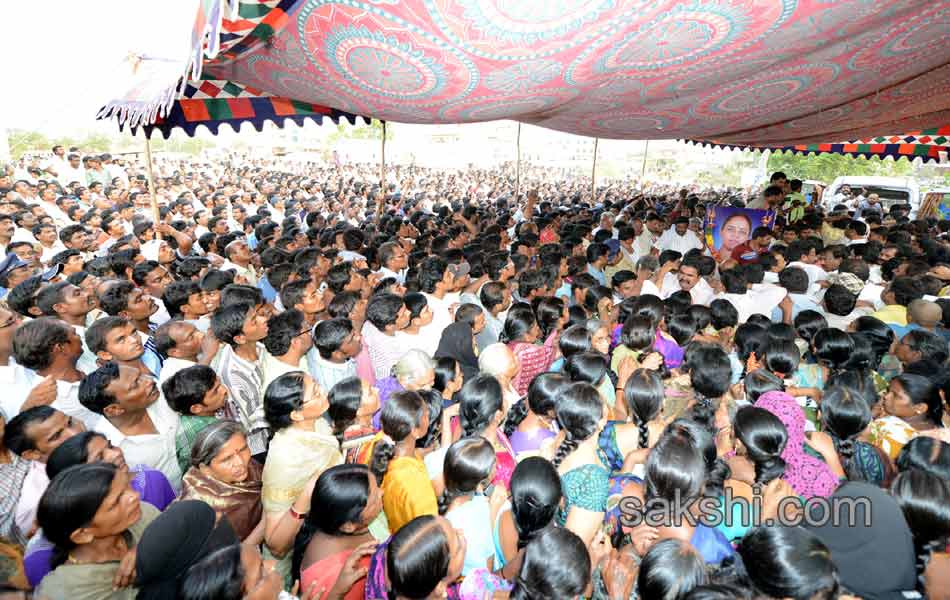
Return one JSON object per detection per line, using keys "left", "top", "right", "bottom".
{"left": 504, "top": 373, "right": 567, "bottom": 460}
{"left": 439, "top": 437, "right": 506, "bottom": 576}
{"left": 369, "top": 390, "right": 438, "bottom": 532}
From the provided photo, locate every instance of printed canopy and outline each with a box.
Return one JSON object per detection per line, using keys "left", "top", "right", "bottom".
{"left": 100, "top": 0, "right": 949, "bottom": 160}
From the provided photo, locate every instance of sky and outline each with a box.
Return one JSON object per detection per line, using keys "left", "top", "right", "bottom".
{"left": 1, "top": 0, "right": 197, "bottom": 134}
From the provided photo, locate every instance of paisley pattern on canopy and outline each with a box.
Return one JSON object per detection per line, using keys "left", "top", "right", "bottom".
{"left": 100, "top": 0, "right": 949, "bottom": 161}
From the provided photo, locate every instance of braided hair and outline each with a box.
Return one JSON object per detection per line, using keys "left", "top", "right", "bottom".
{"left": 733, "top": 406, "right": 787, "bottom": 486}
{"left": 891, "top": 470, "right": 950, "bottom": 594}
{"left": 623, "top": 368, "right": 664, "bottom": 449}
{"left": 552, "top": 383, "right": 603, "bottom": 468}
{"left": 369, "top": 391, "right": 427, "bottom": 484}
{"left": 510, "top": 457, "right": 562, "bottom": 550}
{"left": 509, "top": 528, "right": 590, "bottom": 600}
{"left": 458, "top": 374, "right": 503, "bottom": 438}
{"left": 820, "top": 386, "right": 872, "bottom": 482}
{"left": 437, "top": 437, "right": 496, "bottom": 515}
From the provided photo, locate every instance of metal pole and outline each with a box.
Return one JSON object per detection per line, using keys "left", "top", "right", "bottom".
{"left": 515, "top": 123, "right": 522, "bottom": 200}
{"left": 640, "top": 139, "right": 650, "bottom": 182}
{"left": 591, "top": 137, "right": 599, "bottom": 200}
{"left": 380, "top": 121, "right": 386, "bottom": 189}
{"left": 144, "top": 133, "right": 161, "bottom": 238}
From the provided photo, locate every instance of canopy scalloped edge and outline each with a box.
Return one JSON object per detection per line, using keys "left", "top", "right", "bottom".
{"left": 121, "top": 111, "right": 373, "bottom": 139}
{"left": 96, "top": 0, "right": 240, "bottom": 130}
{"left": 684, "top": 135, "right": 949, "bottom": 165}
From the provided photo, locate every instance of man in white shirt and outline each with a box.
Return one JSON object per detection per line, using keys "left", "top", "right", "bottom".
{"left": 375, "top": 240, "right": 409, "bottom": 285}
{"left": 417, "top": 256, "right": 459, "bottom": 343}
{"left": 155, "top": 321, "right": 205, "bottom": 384}
{"left": 654, "top": 216, "right": 704, "bottom": 255}
{"left": 362, "top": 293, "right": 412, "bottom": 380}
{"left": 5, "top": 318, "right": 101, "bottom": 428}
{"left": 660, "top": 257, "right": 715, "bottom": 306}
{"left": 632, "top": 213, "right": 665, "bottom": 261}
{"left": 81, "top": 362, "right": 183, "bottom": 491}
{"left": 221, "top": 239, "right": 259, "bottom": 285}
{"left": 41, "top": 145, "right": 68, "bottom": 181}
{"left": 592, "top": 212, "right": 618, "bottom": 239}
{"left": 713, "top": 266, "right": 786, "bottom": 323}
{"left": 57, "top": 153, "right": 86, "bottom": 187}
{"left": 786, "top": 239, "right": 827, "bottom": 294}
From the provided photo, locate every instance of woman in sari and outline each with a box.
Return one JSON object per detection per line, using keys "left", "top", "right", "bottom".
{"left": 24, "top": 431, "right": 177, "bottom": 588}
{"left": 261, "top": 371, "right": 343, "bottom": 580}
{"left": 818, "top": 385, "right": 895, "bottom": 487}
{"left": 327, "top": 377, "right": 380, "bottom": 463}
{"left": 753, "top": 391, "right": 841, "bottom": 499}
{"left": 179, "top": 420, "right": 264, "bottom": 542}
{"left": 501, "top": 304, "right": 559, "bottom": 397}
{"left": 292, "top": 464, "right": 382, "bottom": 599}
{"left": 364, "top": 514, "right": 465, "bottom": 600}
{"left": 868, "top": 373, "right": 943, "bottom": 460}
{"left": 503, "top": 373, "right": 567, "bottom": 460}
{"left": 35, "top": 463, "right": 159, "bottom": 600}
{"left": 457, "top": 374, "right": 516, "bottom": 487}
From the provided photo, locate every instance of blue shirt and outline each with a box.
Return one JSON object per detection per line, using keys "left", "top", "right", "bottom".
{"left": 258, "top": 275, "right": 278, "bottom": 303}
{"left": 771, "top": 293, "right": 821, "bottom": 322}
{"left": 587, "top": 264, "right": 607, "bottom": 286}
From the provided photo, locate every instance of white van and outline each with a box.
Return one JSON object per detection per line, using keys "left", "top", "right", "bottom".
{"left": 824, "top": 176, "right": 920, "bottom": 216}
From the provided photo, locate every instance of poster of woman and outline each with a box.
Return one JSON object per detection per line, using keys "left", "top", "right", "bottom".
{"left": 704, "top": 207, "right": 777, "bottom": 260}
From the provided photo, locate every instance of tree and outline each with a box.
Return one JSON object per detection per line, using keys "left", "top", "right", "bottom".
{"left": 8, "top": 130, "right": 50, "bottom": 159}
{"left": 766, "top": 151, "right": 914, "bottom": 183}
{"left": 327, "top": 119, "right": 392, "bottom": 146}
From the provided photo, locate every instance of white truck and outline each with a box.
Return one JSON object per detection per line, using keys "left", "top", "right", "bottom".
{"left": 824, "top": 176, "right": 921, "bottom": 217}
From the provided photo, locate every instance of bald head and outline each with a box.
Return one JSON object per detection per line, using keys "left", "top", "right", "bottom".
{"left": 908, "top": 299, "right": 942, "bottom": 328}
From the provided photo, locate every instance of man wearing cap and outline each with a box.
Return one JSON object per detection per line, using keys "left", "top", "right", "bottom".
{"left": 0, "top": 254, "right": 35, "bottom": 299}
{"left": 654, "top": 216, "right": 703, "bottom": 255}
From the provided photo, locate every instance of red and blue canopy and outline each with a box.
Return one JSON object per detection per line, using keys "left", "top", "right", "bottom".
{"left": 100, "top": 0, "right": 950, "bottom": 161}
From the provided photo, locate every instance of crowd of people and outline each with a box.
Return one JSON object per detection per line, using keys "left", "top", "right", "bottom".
{"left": 1, "top": 147, "right": 949, "bottom": 600}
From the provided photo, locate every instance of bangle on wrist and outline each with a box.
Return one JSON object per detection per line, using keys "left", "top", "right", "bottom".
{"left": 289, "top": 505, "right": 307, "bottom": 520}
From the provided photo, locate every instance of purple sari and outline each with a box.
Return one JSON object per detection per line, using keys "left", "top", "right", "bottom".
{"left": 508, "top": 427, "right": 556, "bottom": 458}
{"left": 372, "top": 377, "right": 405, "bottom": 430}
{"left": 653, "top": 331, "right": 684, "bottom": 369}
{"left": 364, "top": 539, "right": 460, "bottom": 600}
{"left": 23, "top": 466, "right": 174, "bottom": 587}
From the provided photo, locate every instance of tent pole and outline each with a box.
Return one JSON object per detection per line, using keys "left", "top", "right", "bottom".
{"left": 640, "top": 139, "right": 649, "bottom": 182}
{"left": 591, "top": 137, "right": 599, "bottom": 201}
{"left": 515, "top": 123, "right": 522, "bottom": 200}
{"left": 380, "top": 121, "right": 386, "bottom": 190}
{"left": 144, "top": 133, "right": 161, "bottom": 239}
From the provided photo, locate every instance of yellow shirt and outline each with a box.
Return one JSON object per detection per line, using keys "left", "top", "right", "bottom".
{"left": 383, "top": 455, "right": 438, "bottom": 532}
{"left": 870, "top": 304, "right": 908, "bottom": 326}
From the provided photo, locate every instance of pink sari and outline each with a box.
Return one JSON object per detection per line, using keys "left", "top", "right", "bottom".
{"left": 754, "top": 391, "right": 839, "bottom": 499}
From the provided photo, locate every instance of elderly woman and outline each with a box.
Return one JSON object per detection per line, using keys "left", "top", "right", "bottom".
{"left": 478, "top": 342, "right": 522, "bottom": 409}
{"left": 371, "top": 349, "right": 435, "bottom": 430}
{"left": 179, "top": 420, "right": 265, "bottom": 543}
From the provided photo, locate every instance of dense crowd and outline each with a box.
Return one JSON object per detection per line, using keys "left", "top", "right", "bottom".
{"left": 0, "top": 146, "right": 949, "bottom": 600}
